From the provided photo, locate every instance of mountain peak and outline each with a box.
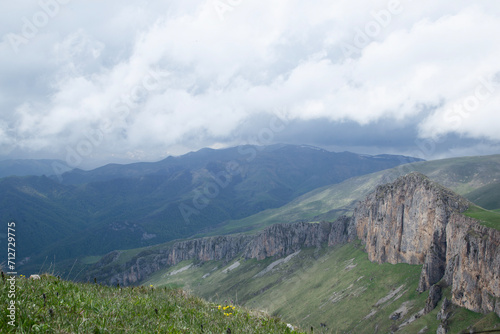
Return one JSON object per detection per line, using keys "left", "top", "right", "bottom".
{"left": 373, "top": 171, "right": 470, "bottom": 212}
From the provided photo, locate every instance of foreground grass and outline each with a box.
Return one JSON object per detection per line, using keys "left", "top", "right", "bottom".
{"left": 464, "top": 205, "right": 500, "bottom": 231}
{"left": 0, "top": 274, "right": 302, "bottom": 333}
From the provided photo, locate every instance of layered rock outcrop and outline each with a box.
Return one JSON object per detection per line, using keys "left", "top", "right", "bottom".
{"left": 244, "top": 217, "right": 354, "bottom": 260}
{"left": 98, "top": 234, "right": 252, "bottom": 285}
{"left": 354, "top": 172, "right": 500, "bottom": 316}
{"left": 444, "top": 213, "right": 500, "bottom": 316}
{"left": 353, "top": 172, "right": 469, "bottom": 291}
{"left": 92, "top": 218, "right": 353, "bottom": 286}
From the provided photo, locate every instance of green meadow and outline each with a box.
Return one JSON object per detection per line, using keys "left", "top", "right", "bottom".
{"left": 0, "top": 274, "right": 303, "bottom": 333}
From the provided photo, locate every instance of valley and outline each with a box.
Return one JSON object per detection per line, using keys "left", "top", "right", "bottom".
{"left": 142, "top": 243, "right": 497, "bottom": 333}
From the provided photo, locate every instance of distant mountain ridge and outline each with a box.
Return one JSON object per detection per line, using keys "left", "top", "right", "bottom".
{"left": 1, "top": 144, "right": 417, "bottom": 268}
{"left": 59, "top": 144, "right": 420, "bottom": 185}
{"left": 0, "top": 159, "right": 70, "bottom": 178}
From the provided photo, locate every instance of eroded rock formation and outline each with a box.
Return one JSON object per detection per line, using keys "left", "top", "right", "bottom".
{"left": 354, "top": 172, "right": 500, "bottom": 316}
{"left": 90, "top": 218, "right": 353, "bottom": 286}
{"left": 243, "top": 217, "right": 354, "bottom": 260}
{"left": 353, "top": 172, "right": 469, "bottom": 291}
{"left": 444, "top": 213, "right": 500, "bottom": 315}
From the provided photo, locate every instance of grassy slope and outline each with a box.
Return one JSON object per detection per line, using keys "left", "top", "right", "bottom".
{"left": 0, "top": 274, "right": 303, "bottom": 333}
{"left": 464, "top": 205, "right": 500, "bottom": 231}
{"left": 202, "top": 172, "right": 386, "bottom": 236}
{"left": 464, "top": 182, "right": 500, "bottom": 210}
{"left": 208, "top": 155, "right": 500, "bottom": 236}
{"left": 143, "top": 243, "right": 500, "bottom": 333}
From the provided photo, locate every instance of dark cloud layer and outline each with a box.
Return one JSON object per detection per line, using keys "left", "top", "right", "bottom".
{"left": 1, "top": 1, "right": 499, "bottom": 168}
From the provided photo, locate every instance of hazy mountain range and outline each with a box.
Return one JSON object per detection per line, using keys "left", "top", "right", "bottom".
{"left": 0, "top": 144, "right": 419, "bottom": 268}
{"left": 0, "top": 159, "right": 69, "bottom": 178}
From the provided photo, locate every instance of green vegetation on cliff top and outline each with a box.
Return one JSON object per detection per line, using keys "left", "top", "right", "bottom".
{"left": 464, "top": 205, "right": 500, "bottom": 231}
{"left": 0, "top": 274, "right": 302, "bottom": 333}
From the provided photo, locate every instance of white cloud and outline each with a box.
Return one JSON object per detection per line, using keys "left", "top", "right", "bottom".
{"left": 1, "top": 0, "right": 500, "bottom": 164}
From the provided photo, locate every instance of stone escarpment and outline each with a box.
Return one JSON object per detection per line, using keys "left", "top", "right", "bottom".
{"left": 244, "top": 217, "right": 354, "bottom": 260}
{"left": 91, "top": 235, "right": 251, "bottom": 286}
{"left": 444, "top": 213, "right": 500, "bottom": 316}
{"left": 354, "top": 172, "right": 469, "bottom": 291}
{"left": 90, "top": 218, "right": 353, "bottom": 286}
{"left": 354, "top": 172, "right": 500, "bottom": 316}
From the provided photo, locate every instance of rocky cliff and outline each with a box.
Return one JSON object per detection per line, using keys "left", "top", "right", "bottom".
{"left": 354, "top": 172, "right": 469, "bottom": 291}
{"left": 90, "top": 218, "right": 352, "bottom": 286}
{"left": 243, "top": 217, "right": 354, "bottom": 260}
{"left": 92, "top": 235, "right": 252, "bottom": 285}
{"left": 354, "top": 172, "right": 500, "bottom": 316}
{"left": 444, "top": 213, "right": 500, "bottom": 316}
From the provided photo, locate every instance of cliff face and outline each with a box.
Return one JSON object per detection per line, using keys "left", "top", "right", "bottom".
{"left": 354, "top": 172, "right": 500, "bottom": 316}
{"left": 353, "top": 172, "right": 469, "bottom": 291}
{"left": 444, "top": 213, "right": 500, "bottom": 316}
{"left": 243, "top": 217, "right": 354, "bottom": 260}
{"left": 92, "top": 218, "right": 352, "bottom": 286}
{"left": 103, "top": 235, "right": 252, "bottom": 285}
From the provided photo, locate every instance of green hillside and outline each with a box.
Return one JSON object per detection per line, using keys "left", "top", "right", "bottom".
{"left": 204, "top": 171, "right": 387, "bottom": 236}
{"left": 11, "top": 154, "right": 500, "bottom": 333}
{"left": 0, "top": 274, "right": 303, "bottom": 333}
{"left": 142, "top": 243, "right": 500, "bottom": 333}
{"left": 464, "top": 182, "right": 500, "bottom": 210}
{"left": 209, "top": 155, "right": 500, "bottom": 236}
{"left": 0, "top": 176, "right": 88, "bottom": 260}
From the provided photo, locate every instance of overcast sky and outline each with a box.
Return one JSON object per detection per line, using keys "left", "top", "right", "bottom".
{"left": 1, "top": 0, "right": 500, "bottom": 168}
